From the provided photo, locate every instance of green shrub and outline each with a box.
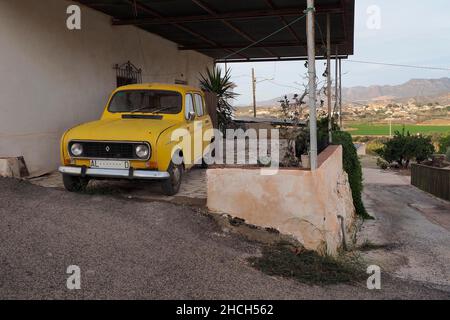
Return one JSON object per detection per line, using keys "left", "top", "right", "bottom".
{"left": 376, "top": 158, "right": 388, "bottom": 170}
{"left": 438, "top": 135, "right": 450, "bottom": 154}
{"left": 376, "top": 128, "right": 435, "bottom": 168}
{"left": 332, "top": 131, "right": 371, "bottom": 219}
{"left": 366, "top": 140, "right": 385, "bottom": 156}
{"left": 293, "top": 117, "right": 337, "bottom": 157}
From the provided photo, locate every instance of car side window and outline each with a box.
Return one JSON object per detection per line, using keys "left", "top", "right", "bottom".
{"left": 185, "top": 93, "right": 195, "bottom": 120}
{"left": 194, "top": 94, "right": 204, "bottom": 117}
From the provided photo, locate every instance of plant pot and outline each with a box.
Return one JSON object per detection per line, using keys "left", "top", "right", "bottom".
{"left": 301, "top": 154, "right": 310, "bottom": 169}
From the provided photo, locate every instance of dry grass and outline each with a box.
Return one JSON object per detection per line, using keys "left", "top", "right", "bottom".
{"left": 248, "top": 242, "right": 366, "bottom": 286}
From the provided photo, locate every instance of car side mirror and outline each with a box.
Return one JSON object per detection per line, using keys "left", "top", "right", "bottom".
{"left": 188, "top": 111, "right": 196, "bottom": 121}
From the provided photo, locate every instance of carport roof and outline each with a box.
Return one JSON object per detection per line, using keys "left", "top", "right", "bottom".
{"left": 75, "top": 0, "right": 354, "bottom": 62}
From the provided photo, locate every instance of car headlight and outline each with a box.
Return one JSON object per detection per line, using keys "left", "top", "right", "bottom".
{"left": 70, "top": 143, "right": 83, "bottom": 157}
{"left": 135, "top": 144, "right": 150, "bottom": 159}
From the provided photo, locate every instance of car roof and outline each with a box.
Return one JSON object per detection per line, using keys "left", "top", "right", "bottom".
{"left": 115, "top": 83, "right": 203, "bottom": 93}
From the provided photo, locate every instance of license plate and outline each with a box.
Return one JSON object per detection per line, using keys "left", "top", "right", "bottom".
{"left": 90, "top": 160, "right": 130, "bottom": 169}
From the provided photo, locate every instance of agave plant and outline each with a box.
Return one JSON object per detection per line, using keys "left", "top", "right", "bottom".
{"left": 199, "top": 66, "right": 237, "bottom": 132}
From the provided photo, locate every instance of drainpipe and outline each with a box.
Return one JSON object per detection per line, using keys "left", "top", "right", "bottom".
{"left": 338, "top": 215, "right": 347, "bottom": 251}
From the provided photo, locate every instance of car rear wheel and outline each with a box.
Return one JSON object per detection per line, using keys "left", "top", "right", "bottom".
{"left": 161, "top": 162, "right": 183, "bottom": 196}
{"left": 62, "top": 174, "right": 89, "bottom": 192}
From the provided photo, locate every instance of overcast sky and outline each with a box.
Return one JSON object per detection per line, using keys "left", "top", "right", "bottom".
{"left": 218, "top": 0, "right": 450, "bottom": 106}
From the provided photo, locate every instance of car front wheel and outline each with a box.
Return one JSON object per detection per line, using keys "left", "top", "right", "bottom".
{"left": 161, "top": 162, "right": 183, "bottom": 196}
{"left": 62, "top": 174, "right": 89, "bottom": 192}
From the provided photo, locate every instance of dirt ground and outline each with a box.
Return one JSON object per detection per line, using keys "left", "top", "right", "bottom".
{"left": 0, "top": 157, "right": 449, "bottom": 299}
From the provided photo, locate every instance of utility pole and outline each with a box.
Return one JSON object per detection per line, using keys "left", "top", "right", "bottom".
{"left": 389, "top": 119, "right": 392, "bottom": 138}
{"left": 252, "top": 68, "right": 257, "bottom": 118}
{"left": 326, "top": 13, "right": 332, "bottom": 143}
{"left": 334, "top": 47, "right": 339, "bottom": 121}
{"left": 306, "top": 0, "right": 317, "bottom": 170}
{"left": 339, "top": 58, "right": 343, "bottom": 129}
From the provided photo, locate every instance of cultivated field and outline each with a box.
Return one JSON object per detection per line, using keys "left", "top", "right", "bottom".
{"left": 346, "top": 123, "right": 450, "bottom": 136}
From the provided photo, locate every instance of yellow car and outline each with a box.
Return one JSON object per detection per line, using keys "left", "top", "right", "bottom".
{"left": 59, "top": 83, "right": 214, "bottom": 195}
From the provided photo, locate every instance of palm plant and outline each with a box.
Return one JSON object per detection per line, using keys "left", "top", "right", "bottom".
{"left": 199, "top": 66, "right": 237, "bottom": 132}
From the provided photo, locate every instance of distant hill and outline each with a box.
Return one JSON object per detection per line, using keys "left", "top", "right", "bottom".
{"left": 343, "top": 77, "right": 450, "bottom": 103}
{"left": 249, "top": 77, "right": 450, "bottom": 107}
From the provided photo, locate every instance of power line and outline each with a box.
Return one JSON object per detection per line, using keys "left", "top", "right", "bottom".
{"left": 221, "top": 12, "right": 309, "bottom": 60}
{"left": 346, "top": 60, "right": 450, "bottom": 71}
{"left": 267, "top": 80, "right": 302, "bottom": 91}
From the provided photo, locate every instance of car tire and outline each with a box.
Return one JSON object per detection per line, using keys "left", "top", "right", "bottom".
{"left": 161, "top": 162, "right": 183, "bottom": 196}
{"left": 200, "top": 157, "right": 208, "bottom": 169}
{"left": 62, "top": 174, "right": 89, "bottom": 192}
{"left": 201, "top": 140, "right": 215, "bottom": 169}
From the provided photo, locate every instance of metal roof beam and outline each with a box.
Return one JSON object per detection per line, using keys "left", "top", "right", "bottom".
{"left": 215, "top": 55, "right": 348, "bottom": 63}
{"left": 264, "top": 0, "right": 301, "bottom": 43}
{"left": 117, "top": 0, "right": 248, "bottom": 59}
{"left": 112, "top": 5, "right": 344, "bottom": 26}
{"left": 179, "top": 40, "right": 346, "bottom": 50}
{"left": 190, "top": 0, "right": 277, "bottom": 58}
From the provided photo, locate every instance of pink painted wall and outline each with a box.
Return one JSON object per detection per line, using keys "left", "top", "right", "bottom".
{"left": 207, "top": 146, "right": 356, "bottom": 256}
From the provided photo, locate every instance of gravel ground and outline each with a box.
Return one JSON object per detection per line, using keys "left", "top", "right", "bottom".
{"left": 0, "top": 177, "right": 448, "bottom": 299}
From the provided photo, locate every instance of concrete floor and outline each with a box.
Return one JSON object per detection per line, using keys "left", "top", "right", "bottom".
{"left": 29, "top": 168, "right": 207, "bottom": 207}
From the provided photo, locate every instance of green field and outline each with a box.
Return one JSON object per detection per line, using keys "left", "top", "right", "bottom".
{"left": 347, "top": 124, "right": 450, "bottom": 136}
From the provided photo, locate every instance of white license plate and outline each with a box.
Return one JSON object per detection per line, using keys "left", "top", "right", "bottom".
{"left": 90, "top": 160, "right": 130, "bottom": 169}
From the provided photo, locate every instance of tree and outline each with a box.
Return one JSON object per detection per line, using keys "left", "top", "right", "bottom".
{"left": 376, "top": 128, "right": 435, "bottom": 168}
{"left": 438, "top": 134, "right": 450, "bottom": 154}
{"left": 199, "top": 66, "right": 237, "bottom": 132}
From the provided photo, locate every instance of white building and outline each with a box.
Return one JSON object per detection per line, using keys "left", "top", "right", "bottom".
{"left": 0, "top": 0, "right": 213, "bottom": 176}
{"left": 0, "top": 0, "right": 355, "bottom": 177}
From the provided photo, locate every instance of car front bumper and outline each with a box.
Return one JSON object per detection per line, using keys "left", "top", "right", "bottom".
{"left": 59, "top": 166, "right": 170, "bottom": 180}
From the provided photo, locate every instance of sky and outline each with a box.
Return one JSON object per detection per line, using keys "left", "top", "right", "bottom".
{"left": 218, "top": 0, "right": 450, "bottom": 106}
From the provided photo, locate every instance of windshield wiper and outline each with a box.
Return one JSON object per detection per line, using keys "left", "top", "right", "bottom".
{"left": 149, "top": 106, "right": 175, "bottom": 114}
{"left": 129, "top": 105, "right": 150, "bottom": 113}
{"left": 129, "top": 105, "right": 174, "bottom": 114}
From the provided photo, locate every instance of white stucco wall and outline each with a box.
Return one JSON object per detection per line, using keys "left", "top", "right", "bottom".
{"left": 0, "top": 0, "right": 213, "bottom": 176}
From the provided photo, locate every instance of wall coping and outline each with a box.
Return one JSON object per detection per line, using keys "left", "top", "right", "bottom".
{"left": 208, "top": 145, "right": 341, "bottom": 171}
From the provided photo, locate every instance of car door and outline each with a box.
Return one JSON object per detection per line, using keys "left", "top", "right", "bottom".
{"left": 193, "top": 92, "right": 213, "bottom": 157}
{"left": 184, "top": 93, "right": 196, "bottom": 168}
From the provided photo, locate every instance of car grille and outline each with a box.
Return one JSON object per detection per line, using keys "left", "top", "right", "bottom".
{"left": 70, "top": 141, "right": 146, "bottom": 160}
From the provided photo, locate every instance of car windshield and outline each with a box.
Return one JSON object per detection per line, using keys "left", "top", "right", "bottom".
{"left": 108, "top": 90, "right": 182, "bottom": 114}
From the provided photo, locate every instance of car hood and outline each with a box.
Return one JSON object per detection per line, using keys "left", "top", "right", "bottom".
{"left": 64, "top": 118, "right": 179, "bottom": 145}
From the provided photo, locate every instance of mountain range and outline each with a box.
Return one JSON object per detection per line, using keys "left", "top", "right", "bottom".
{"left": 252, "top": 77, "right": 450, "bottom": 107}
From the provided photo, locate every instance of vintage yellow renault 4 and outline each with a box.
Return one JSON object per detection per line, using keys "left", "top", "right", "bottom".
{"left": 59, "top": 83, "right": 214, "bottom": 195}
